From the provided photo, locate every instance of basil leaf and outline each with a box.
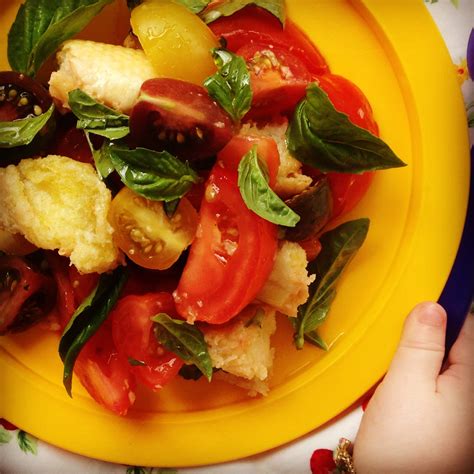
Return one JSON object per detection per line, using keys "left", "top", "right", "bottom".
{"left": 201, "top": 0, "right": 285, "bottom": 24}
{"left": 0, "top": 103, "right": 54, "bottom": 148}
{"left": 152, "top": 313, "right": 213, "bottom": 381}
{"left": 287, "top": 83, "right": 406, "bottom": 173}
{"left": 84, "top": 133, "right": 114, "bottom": 179}
{"left": 204, "top": 48, "right": 252, "bottom": 123}
{"left": 68, "top": 89, "right": 130, "bottom": 140}
{"left": 163, "top": 199, "right": 180, "bottom": 218}
{"left": 294, "top": 218, "right": 369, "bottom": 349}
{"left": 128, "top": 357, "right": 147, "bottom": 367}
{"left": 108, "top": 145, "right": 199, "bottom": 202}
{"left": 176, "top": 0, "right": 210, "bottom": 14}
{"left": 238, "top": 146, "right": 300, "bottom": 227}
{"left": 304, "top": 330, "right": 328, "bottom": 351}
{"left": 59, "top": 267, "right": 127, "bottom": 396}
{"left": 8, "top": 0, "right": 114, "bottom": 77}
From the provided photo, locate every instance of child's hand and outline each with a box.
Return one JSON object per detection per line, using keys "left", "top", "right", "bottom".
{"left": 353, "top": 302, "right": 473, "bottom": 473}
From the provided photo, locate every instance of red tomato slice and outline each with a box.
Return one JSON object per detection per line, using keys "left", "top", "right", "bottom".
{"left": 111, "top": 293, "right": 183, "bottom": 391}
{"left": 0, "top": 255, "right": 55, "bottom": 334}
{"left": 209, "top": 6, "right": 328, "bottom": 75}
{"left": 237, "top": 42, "right": 311, "bottom": 121}
{"left": 74, "top": 321, "right": 136, "bottom": 416}
{"left": 307, "top": 74, "right": 380, "bottom": 219}
{"left": 174, "top": 162, "right": 278, "bottom": 324}
{"left": 217, "top": 134, "right": 280, "bottom": 188}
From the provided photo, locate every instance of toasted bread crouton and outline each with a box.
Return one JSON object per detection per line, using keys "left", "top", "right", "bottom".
{"left": 256, "top": 241, "right": 314, "bottom": 317}
{"left": 240, "top": 121, "right": 312, "bottom": 199}
{"left": 49, "top": 40, "right": 156, "bottom": 113}
{"left": 0, "top": 155, "right": 121, "bottom": 273}
{"left": 202, "top": 305, "right": 276, "bottom": 394}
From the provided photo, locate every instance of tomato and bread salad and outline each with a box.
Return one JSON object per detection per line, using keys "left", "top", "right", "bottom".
{"left": 0, "top": 0, "right": 405, "bottom": 416}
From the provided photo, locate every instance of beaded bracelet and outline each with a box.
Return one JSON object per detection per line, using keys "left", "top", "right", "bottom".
{"left": 334, "top": 438, "right": 356, "bottom": 473}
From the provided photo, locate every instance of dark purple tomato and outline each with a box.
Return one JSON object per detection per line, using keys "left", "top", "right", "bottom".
{"left": 130, "top": 78, "right": 234, "bottom": 160}
{"left": 0, "top": 71, "right": 52, "bottom": 122}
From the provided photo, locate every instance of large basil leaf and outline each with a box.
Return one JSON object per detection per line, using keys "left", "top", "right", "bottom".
{"left": 108, "top": 145, "right": 199, "bottom": 202}
{"left": 294, "top": 218, "right": 369, "bottom": 349}
{"left": 0, "top": 103, "right": 54, "bottom": 148}
{"left": 59, "top": 267, "right": 127, "bottom": 396}
{"left": 152, "top": 313, "right": 213, "bottom": 381}
{"left": 68, "top": 89, "right": 130, "bottom": 140}
{"left": 204, "top": 48, "right": 252, "bottom": 123}
{"left": 8, "top": 0, "right": 114, "bottom": 77}
{"left": 201, "top": 0, "right": 285, "bottom": 24}
{"left": 287, "top": 83, "right": 406, "bottom": 173}
{"left": 238, "top": 146, "right": 300, "bottom": 227}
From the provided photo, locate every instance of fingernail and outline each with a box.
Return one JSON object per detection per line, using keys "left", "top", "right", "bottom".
{"left": 416, "top": 303, "right": 446, "bottom": 327}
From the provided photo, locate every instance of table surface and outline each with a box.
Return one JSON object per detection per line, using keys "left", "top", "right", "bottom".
{"left": 1, "top": 1, "right": 473, "bottom": 473}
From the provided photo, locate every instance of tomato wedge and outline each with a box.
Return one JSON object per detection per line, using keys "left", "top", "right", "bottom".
{"left": 217, "top": 134, "right": 280, "bottom": 188}
{"left": 209, "top": 6, "right": 328, "bottom": 75}
{"left": 111, "top": 293, "right": 183, "bottom": 391}
{"left": 237, "top": 42, "right": 311, "bottom": 121}
{"left": 74, "top": 321, "right": 136, "bottom": 416}
{"left": 174, "top": 157, "right": 278, "bottom": 324}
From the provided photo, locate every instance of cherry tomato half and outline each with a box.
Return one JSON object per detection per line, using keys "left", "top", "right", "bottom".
{"left": 174, "top": 158, "right": 278, "bottom": 324}
{"left": 217, "top": 134, "right": 280, "bottom": 188}
{"left": 109, "top": 188, "right": 199, "bottom": 271}
{"left": 74, "top": 320, "right": 136, "bottom": 416}
{"left": 111, "top": 293, "right": 183, "bottom": 391}
{"left": 130, "top": 78, "right": 233, "bottom": 160}
{"left": 0, "top": 255, "right": 55, "bottom": 334}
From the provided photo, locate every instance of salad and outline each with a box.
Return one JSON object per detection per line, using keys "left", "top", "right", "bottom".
{"left": 0, "top": 0, "right": 405, "bottom": 416}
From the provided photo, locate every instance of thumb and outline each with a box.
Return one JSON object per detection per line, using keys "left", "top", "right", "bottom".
{"left": 384, "top": 302, "right": 447, "bottom": 390}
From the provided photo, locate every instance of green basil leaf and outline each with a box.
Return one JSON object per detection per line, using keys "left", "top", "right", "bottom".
{"left": 59, "top": 267, "right": 127, "bottom": 396}
{"left": 294, "top": 218, "right": 369, "bottom": 349}
{"left": 287, "top": 83, "right": 406, "bottom": 173}
{"left": 238, "top": 146, "right": 300, "bottom": 226}
{"left": 128, "top": 357, "right": 147, "bottom": 367}
{"left": 68, "top": 89, "right": 130, "bottom": 140}
{"left": 8, "top": 0, "right": 114, "bottom": 77}
{"left": 201, "top": 0, "right": 285, "bottom": 24}
{"left": 84, "top": 133, "right": 114, "bottom": 179}
{"left": 152, "top": 313, "right": 213, "bottom": 381}
{"left": 0, "top": 103, "right": 54, "bottom": 148}
{"left": 108, "top": 145, "right": 199, "bottom": 202}
{"left": 204, "top": 48, "right": 252, "bottom": 123}
{"left": 163, "top": 199, "right": 180, "bottom": 218}
{"left": 304, "top": 330, "right": 328, "bottom": 351}
{"left": 176, "top": 0, "right": 210, "bottom": 14}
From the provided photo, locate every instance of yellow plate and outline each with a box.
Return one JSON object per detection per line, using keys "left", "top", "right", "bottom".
{"left": 0, "top": 0, "right": 470, "bottom": 467}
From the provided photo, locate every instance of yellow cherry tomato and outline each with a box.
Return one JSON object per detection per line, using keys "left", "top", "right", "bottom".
{"left": 131, "top": 0, "right": 218, "bottom": 85}
{"left": 109, "top": 187, "right": 198, "bottom": 270}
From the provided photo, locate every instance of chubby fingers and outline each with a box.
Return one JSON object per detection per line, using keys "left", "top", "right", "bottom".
{"left": 384, "top": 302, "right": 447, "bottom": 391}
{"left": 444, "top": 312, "right": 474, "bottom": 379}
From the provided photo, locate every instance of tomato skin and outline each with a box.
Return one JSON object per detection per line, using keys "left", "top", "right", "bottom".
{"left": 306, "top": 74, "right": 379, "bottom": 219}
{"left": 217, "top": 134, "right": 280, "bottom": 188}
{"left": 74, "top": 321, "right": 136, "bottom": 416}
{"left": 0, "top": 255, "right": 55, "bottom": 334}
{"left": 174, "top": 162, "right": 278, "bottom": 324}
{"left": 315, "top": 74, "right": 378, "bottom": 135}
{"left": 45, "top": 253, "right": 76, "bottom": 329}
{"left": 111, "top": 293, "right": 183, "bottom": 390}
{"left": 209, "top": 6, "right": 328, "bottom": 75}
{"left": 237, "top": 42, "right": 311, "bottom": 121}
{"left": 67, "top": 265, "right": 99, "bottom": 307}
{"left": 53, "top": 127, "right": 94, "bottom": 165}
